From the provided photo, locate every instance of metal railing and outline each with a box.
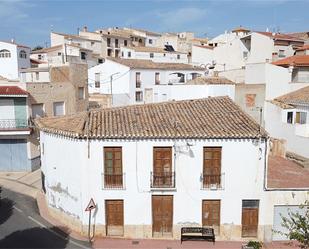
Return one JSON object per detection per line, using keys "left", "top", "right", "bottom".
{"left": 0, "top": 119, "right": 29, "bottom": 129}
{"left": 201, "top": 173, "right": 225, "bottom": 190}
{"left": 150, "top": 171, "right": 175, "bottom": 188}
{"left": 102, "top": 173, "right": 125, "bottom": 189}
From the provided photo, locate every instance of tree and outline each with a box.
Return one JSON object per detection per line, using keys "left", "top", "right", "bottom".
{"left": 279, "top": 201, "right": 309, "bottom": 249}
{"left": 32, "top": 45, "right": 44, "bottom": 51}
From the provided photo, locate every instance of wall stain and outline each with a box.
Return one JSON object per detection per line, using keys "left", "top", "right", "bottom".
{"left": 49, "top": 183, "right": 78, "bottom": 202}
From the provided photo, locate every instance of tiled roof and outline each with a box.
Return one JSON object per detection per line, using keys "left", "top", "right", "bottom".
{"left": 108, "top": 58, "right": 204, "bottom": 70}
{"left": 256, "top": 31, "right": 304, "bottom": 42}
{"left": 52, "top": 32, "right": 99, "bottom": 42}
{"left": 273, "top": 86, "right": 309, "bottom": 107}
{"left": 287, "top": 31, "right": 309, "bottom": 40}
{"left": 36, "top": 96, "right": 267, "bottom": 139}
{"left": 186, "top": 76, "right": 235, "bottom": 85}
{"left": 125, "top": 46, "right": 186, "bottom": 54}
{"left": 0, "top": 86, "right": 28, "bottom": 96}
{"left": 267, "top": 156, "right": 309, "bottom": 189}
{"left": 272, "top": 55, "right": 309, "bottom": 67}
{"left": 31, "top": 43, "right": 92, "bottom": 54}
{"left": 192, "top": 44, "right": 214, "bottom": 50}
{"left": 232, "top": 26, "right": 250, "bottom": 32}
{"left": 296, "top": 44, "right": 309, "bottom": 51}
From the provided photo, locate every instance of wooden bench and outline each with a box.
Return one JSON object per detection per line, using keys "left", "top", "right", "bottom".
{"left": 181, "top": 227, "right": 215, "bottom": 244}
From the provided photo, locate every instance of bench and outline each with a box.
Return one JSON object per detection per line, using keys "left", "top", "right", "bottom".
{"left": 181, "top": 227, "right": 215, "bottom": 244}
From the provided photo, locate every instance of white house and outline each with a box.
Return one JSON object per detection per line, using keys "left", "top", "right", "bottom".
{"left": 88, "top": 58, "right": 205, "bottom": 106}
{"left": 120, "top": 46, "right": 188, "bottom": 63}
{"left": 0, "top": 41, "right": 31, "bottom": 80}
{"left": 37, "top": 96, "right": 309, "bottom": 242}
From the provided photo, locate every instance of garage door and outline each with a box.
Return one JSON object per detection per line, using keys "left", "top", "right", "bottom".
{"left": 0, "top": 139, "right": 28, "bottom": 171}
{"left": 273, "top": 205, "right": 306, "bottom": 241}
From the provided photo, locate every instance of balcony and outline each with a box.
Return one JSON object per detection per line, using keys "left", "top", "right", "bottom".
{"left": 150, "top": 172, "right": 175, "bottom": 189}
{"left": 201, "top": 173, "right": 225, "bottom": 190}
{"left": 102, "top": 173, "right": 125, "bottom": 190}
{"left": 0, "top": 119, "right": 29, "bottom": 130}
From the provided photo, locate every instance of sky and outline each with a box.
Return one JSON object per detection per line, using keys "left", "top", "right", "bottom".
{"left": 0, "top": 0, "right": 309, "bottom": 48}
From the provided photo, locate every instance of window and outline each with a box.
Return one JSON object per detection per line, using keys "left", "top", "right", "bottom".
{"left": 38, "top": 54, "right": 42, "bottom": 60}
{"left": 124, "top": 40, "right": 128, "bottom": 47}
{"left": 177, "top": 54, "right": 180, "bottom": 60}
{"left": 287, "top": 112, "right": 293, "bottom": 124}
{"left": 128, "top": 51, "right": 131, "bottom": 58}
{"left": 296, "top": 112, "right": 307, "bottom": 124}
{"left": 104, "top": 147, "right": 123, "bottom": 188}
{"left": 115, "top": 39, "right": 119, "bottom": 48}
{"left": 0, "top": 49, "right": 11, "bottom": 58}
{"left": 136, "top": 72, "right": 141, "bottom": 88}
{"left": 35, "top": 72, "right": 39, "bottom": 81}
{"left": 98, "top": 58, "right": 103, "bottom": 64}
{"left": 31, "top": 103, "right": 44, "bottom": 118}
{"left": 58, "top": 52, "right": 62, "bottom": 56}
{"left": 107, "top": 38, "right": 111, "bottom": 47}
{"left": 121, "top": 51, "right": 124, "bottom": 57}
{"left": 243, "top": 51, "right": 248, "bottom": 59}
{"left": 91, "top": 41, "right": 95, "bottom": 46}
{"left": 19, "top": 50, "right": 27, "bottom": 59}
{"left": 150, "top": 53, "right": 154, "bottom": 58}
{"left": 107, "top": 49, "right": 112, "bottom": 57}
{"left": 242, "top": 200, "right": 259, "bottom": 237}
{"left": 135, "top": 91, "right": 143, "bottom": 102}
{"left": 78, "top": 87, "right": 85, "bottom": 100}
{"left": 152, "top": 147, "right": 174, "bottom": 188}
{"left": 81, "top": 52, "right": 86, "bottom": 60}
{"left": 203, "top": 147, "right": 222, "bottom": 189}
{"left": 279, "top": 50, "right": 285, "bottom": 58}
{"left": 163, "top": 53, "right": 166, "bottom": 57}
{"left": 53, "top": 101, "right": 65, "bottom": 116}
{"left": 245, "top": 94, "right": 256, "bottom": 107}
{"left": 149, "top": 39, "right": 153, "bottom": 44}
{"left": 155, "top": 72, "right": 160, "bottom": 85}
{"left": 95, "top": 73, "right": 100, "bottom": 88}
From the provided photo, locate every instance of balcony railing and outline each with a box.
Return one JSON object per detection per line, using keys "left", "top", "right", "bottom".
{"left": 201, "top": 173, "right": 225, "bottom": 190}
{"left": 150, "top": 171, "right": 175, "bottom": 189}
{"left": 0, "top": 119, "right": 29, "bottom": 130}
{"left": 102, "top": 173, "right": 125, "bottom": 189}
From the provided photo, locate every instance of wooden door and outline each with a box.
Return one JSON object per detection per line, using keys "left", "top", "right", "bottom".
{"left": 242, "top": 200, "right": 259, "bottom": 237}
{"left": 152, "top": 195, "right": 173, "bottom": 237}
{"left": 202, "top": 200, "right": 220, "bottom": 234}
{"left": 203, "top": 147, "right": 221, "bottom": 187}
{"left": 105, "top": 200, "right": 124, "bottom": 236}
{"left": 153, "top": 147, "right": 172, "bottom": 187}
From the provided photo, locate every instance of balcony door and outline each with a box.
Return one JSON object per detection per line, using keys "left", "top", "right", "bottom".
{"left": 203, "top": 147, "right": 221, "bottom": 188}
{"left": 104, "top": 147, "right": 123, "bottom": 188}
{"left": 153, "top": 147, "right": 173, "bottom": 188}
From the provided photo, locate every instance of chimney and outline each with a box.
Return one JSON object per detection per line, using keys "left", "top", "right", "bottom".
{"left": 11, "top": 38, "right": 15, "bottom": 44}
{"left": 83, "top": 26, "right": 88, "bottom": 32}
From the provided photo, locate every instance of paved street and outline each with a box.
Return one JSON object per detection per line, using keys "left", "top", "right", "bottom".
{"left": 0, "top": 187, "right": 91, "bottom": 249}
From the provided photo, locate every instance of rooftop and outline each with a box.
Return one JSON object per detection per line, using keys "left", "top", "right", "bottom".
{"left": 267, "top": 155, "right": 309, "bottom": 189}
{"left": 125, "top": 46, "right": 186, "bottom": 54}
{"left": 0, "top": 40, "right": 30, "bottom": 49}
{"left": 186, "top": 76, "right": 235, "bottom": 85}
{"left": 20, "top": 67, "right": 49, "bottom": 73}
{"left": 0, "top": 86, "right": 28, "bottom": 97}
{"left": 256, "top": 31, "right": 304, "bottom": 42}
{"left": 273, "top": 85, "right": 309, "bottom": 107}
{"left": 296, "top": 44, "right": 309, "bottom": 51}
{"left": 232, "top": 26, "right": 250, "bottom": 33}
{"left": 36, "top": 96, "right": 267, "bottom": 140}
{"left": 107, "top": 58, "right": 204, "bottom": 70}
{"left": 52, "top": 32, "right": 99, "bottom": 42}
{"left": 31, "top": 43, "right": 92, "bottom": 54}
{"left": 272, "top": 55, "right": 309, "bottom": 67}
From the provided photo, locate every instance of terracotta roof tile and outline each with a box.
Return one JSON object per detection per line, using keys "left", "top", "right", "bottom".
{"left": 0, "top": 86, "right": 28, "bottom": 96}
{"left": 267, "top": 156, "right": 309, "bottom": 189}
{"left": 108, "top": 58, "right": 204, "bottom": 70}
{"left": 274, "top": 86, "right": 309, "bottom": 106}
{"left": 125, "top": 46, "right": 186, "bottom": 54}
{"left": 256, "top": 31, "right": 304, "bottom": 42}
{"left": 296, "top": 44, "right": 309, "bottom": 51}
{"left": 36, "top": 96, "right": 267, "bottom": 139}
{"left": 186, "top": 76, "right": 235, "bottom": 85}
{"left": 272, "top": 55, "right": 309, "bottom": 67}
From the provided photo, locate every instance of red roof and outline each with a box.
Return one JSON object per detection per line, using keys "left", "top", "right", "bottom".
{"left": 296, "top": 44, "right": 309, "bottom": 51}
{"left": 256, "top": 31, "right": 304, "bottom": 42}
{"left": 267, "top": 156, "right": 309, "bottom": 189}
{"left": 0, "top": 86, "right": 28, "bottom": 96}
{"left": 272, "top": 55, "right": 309, "bottom": 67}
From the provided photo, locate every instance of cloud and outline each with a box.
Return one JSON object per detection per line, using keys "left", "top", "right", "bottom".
{"left": 0, "top": 0, "right": 34, "bottom": 23}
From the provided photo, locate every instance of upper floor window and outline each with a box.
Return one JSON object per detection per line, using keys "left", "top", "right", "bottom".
{"left": 128, "top": 51, "right": 131, "bottom": 58}
{"left": 38, "top": 54, "right": 42, "bottom": 60}
{"left": 104, "top": 147, "right": 123, "bottom": 189}
{"left": 135, "top": 91, "right": 143, "bottom": 102}
{"left": 150, "top": 53, "right": 154, "bottom": 58}
{"left": 203, "top": 147, "right": 222, "bottom": 189}
{"left": 278, "top": 50, "right": 285, "bottom": 58}
{"left": 81, "top": 52, "right": 86, "bottom": 60}
{"left": 107, "top": 38, "right": 111, "bottom": 47}
{"left": 177, "top": 54, "right": 180, "bottom": 60}
{"left": 243, "top": 51, "right": 248, "bottom": 59}
{"left": 53, "top": 101, "right": 65, "bottom": 116}
{"left": 149, "top": 39, "right": 153, "bottom": 44}
{"left": 136, "top": 72, "right": 141, "bottom": 88}
{"left": 155, "top": 72, "right": 160, "bottom": 85}
{"left": 19, "top": 50, "right": 27, "bottom": 59}
{"left": 287, "top": 112, "right": 293, "bottom": 124}
{"left": 0, "top": 49, "right": 11, "bottom": 58}
{"left": 295, "top": 111, "right": 307, "bottom": 124}
{"left": 124, "top": 40, "right": 128, "bottom": 47}
{"left": 95, "top": 73, "right": 100, "bottom": 88}
{"left": 78, "top": 87, "right": 85, "bottom": 100}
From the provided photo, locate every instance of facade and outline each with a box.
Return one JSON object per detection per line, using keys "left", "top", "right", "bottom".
{"left": 37, "top": 97, "right": 309, "bottom": 242}
{"left": 120, "top": 46, "right": 188, "bottom": 63}
{"left": 0, "top": 85, "right": 38, "bottom": 171}
{"left": 0, "top": 41, "right": 31, "bottom": 80}
{"left": 88, "top": 58, "right": 205, "bottom": 106}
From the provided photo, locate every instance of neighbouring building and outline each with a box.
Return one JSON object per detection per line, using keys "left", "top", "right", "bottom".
{"left": 37, "top": 96, "right": 309, "bottom": 242}
{"left": 0, "top": 85, "right": 38, "bottom": 171}
{"left": 120, "top": 46, "right": 188, "bottom": 63}
{"left": 0, "top": 41, "right": 31, "bottom": 80}
{"left": 88, "top": 58, "right": 205, "bottom": 106}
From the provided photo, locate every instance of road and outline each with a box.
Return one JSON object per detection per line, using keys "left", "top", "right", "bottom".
{"left": 0, "top": 187, "right": 91, "bottom": 249}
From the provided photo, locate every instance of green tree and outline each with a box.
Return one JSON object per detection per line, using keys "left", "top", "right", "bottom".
{"left": 32, "top": 45, "right": 43, "bottom": 51}
{"left": 279, "top": 201, "right": 309, "bottom": 249}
